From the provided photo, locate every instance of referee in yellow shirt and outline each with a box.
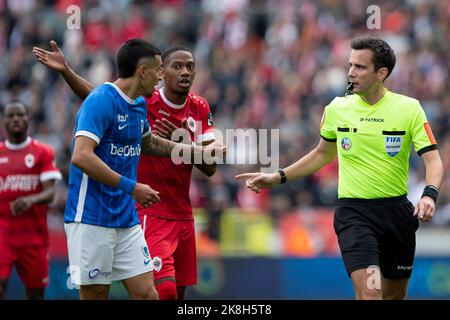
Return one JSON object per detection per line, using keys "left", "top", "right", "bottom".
{"left": 236, "top": 37, "right": 444, "bottom": 300}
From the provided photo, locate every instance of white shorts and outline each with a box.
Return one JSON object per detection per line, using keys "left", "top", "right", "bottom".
{"left": 64, "top": 222, "right": 153, "bottom": 286}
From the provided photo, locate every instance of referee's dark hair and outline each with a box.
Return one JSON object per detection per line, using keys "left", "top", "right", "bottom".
{"left": 351, "top": 37, "right": 396, "bottom": 80}
{"left": 116, "top": 39, "right": 161, "bottom": 78}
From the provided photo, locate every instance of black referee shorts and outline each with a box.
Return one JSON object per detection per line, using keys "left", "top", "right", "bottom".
{"left": 333, "top": 195, "right": 419, "bottom": 279}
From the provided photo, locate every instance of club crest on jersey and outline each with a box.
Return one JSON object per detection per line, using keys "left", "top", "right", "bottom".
{"left": 25, "top": 154, "right": 35, "bottom": 168}
{"left": 152, "top": 256, "right": 162, "bottom": 272}
{"left": 341, "top": 137, "right": 352, "bottom": 150}
{"left": 187, "top": 116, "right": 196, "bottom": 132}
{"left": 385, "top": 136, "right": 402, "bottom": 157}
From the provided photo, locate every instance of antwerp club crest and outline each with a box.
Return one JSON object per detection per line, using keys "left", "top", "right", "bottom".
{"left": 186, "top": 116, "right": 196, "bottom": 133}
{"left": 152, "top": 256, "right": 162, "bottom": 272}
{"left": 25, "top": 154, "right": 35, "bottom": 168}
{"left": 385, "top": 136, "right": 402, "bottom": 157}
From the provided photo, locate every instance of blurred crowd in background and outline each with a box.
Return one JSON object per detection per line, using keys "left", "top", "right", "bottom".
{"left": 0, "top": 0, "right": 449, "bottom": 256}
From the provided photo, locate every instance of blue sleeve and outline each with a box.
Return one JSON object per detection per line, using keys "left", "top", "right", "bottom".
{"left": 75, "top": 88, "right": 114, "bottom": 144}
{"left": 142, "top": 119, "right": 151, "bottom": 137}
{"left": 138, "top": 97, "right": 151, "bottom": 137}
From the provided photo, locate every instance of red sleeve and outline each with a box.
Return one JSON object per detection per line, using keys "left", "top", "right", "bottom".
{"left": 196, "top": 96, "right": 215, "bottom": 144}
{"left": 39, "top": 145, "right": 62, "bottom": 182}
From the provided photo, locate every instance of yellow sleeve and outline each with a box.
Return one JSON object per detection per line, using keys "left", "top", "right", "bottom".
{"left": 410, "top": 102, "right": 438, "bottom": 156}
{"left": 320, "top": 104, "right": 336, "bottom": 141}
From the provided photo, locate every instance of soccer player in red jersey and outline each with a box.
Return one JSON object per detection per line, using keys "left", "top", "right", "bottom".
{"left": 138, "top": 46, "right": 216, "bottom": 300}
{"left": 0, "top": 100, "right": 62, "bottom": 299}
{"left": 33, "top": 42, "right": 217, "bottom": 300}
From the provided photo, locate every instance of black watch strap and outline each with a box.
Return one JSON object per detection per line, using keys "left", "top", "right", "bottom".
{"left": 277, "top": 169, "right": 287, "bottom": 184}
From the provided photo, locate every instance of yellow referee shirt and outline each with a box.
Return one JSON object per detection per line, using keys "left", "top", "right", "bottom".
{"left": 320, "top": 89, "right": 437, "bottom": 199}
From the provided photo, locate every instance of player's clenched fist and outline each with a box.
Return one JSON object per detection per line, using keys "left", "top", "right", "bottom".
{"left": 132, "top": 183, "right": 160, "bottom": 208}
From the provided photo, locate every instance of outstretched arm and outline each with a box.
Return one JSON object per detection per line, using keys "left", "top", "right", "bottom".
{"left": 32, "top": 40, "right": 94, "bottom": 99}
{"left": 141, "top": 133, "right": 177, "bottom": 158}
{"left": 236, "top": 138, "right": 337, "bottom": 193}
{"left": 283, "top": 138, "right": 337, "bottom": 180}
{"left": 153, "top": 118, "right": 217, "bottom": 176}
{"left": 141, "top": 133, "right": 226, "bottom": 164}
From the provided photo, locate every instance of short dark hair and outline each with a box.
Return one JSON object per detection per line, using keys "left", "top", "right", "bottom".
{"left": 116, "top": 39, "right": 161, "bottom": 78}
{"left": 162, "top": 46, "right": 193, "bottom": 65}
{"left": 3, "top": 100, "right": 28, "bottom": 115}
{"left": 350, "top": 37, "right": 396, "bottom": 80}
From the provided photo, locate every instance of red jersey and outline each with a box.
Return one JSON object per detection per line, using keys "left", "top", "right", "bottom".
{"left": 137, "top": 88, "right": 214, "bottom": 220}
{"left": 0, "top": 137, "right": 62, "bottom": 247}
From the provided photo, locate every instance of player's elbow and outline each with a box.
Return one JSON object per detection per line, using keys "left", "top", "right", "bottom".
{"left": 71, "top": 151, "right": 89, "bottom": 171}
{"left": 44, "top": 190, "right": 56, "bottom": 204}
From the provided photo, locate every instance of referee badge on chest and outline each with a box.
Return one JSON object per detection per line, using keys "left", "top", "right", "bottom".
{"left": 341, "top": 137, "right": 352, "bottom": 150}
{"left": 384, "top": 136, "right": 402, "bottom": 157}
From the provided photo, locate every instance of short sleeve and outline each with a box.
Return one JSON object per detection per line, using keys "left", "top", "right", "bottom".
{"left": 142, "top": 119, "right": 151, "bottom": 138}
{"left": 319, "top": 105, "right": 337, "bottom": 142}
{"left": 39, "top": 146, "right": 62, "bottom": 182}
{"left": 410, "top": 102, "right": 438, "bottom": 156}
{"left": 75, "top": 89, "right": 114, "bottom": 144}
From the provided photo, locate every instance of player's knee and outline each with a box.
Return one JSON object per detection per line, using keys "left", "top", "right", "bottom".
{"left": 383, "top": 292, "right": 406, "bottom": 300}
{"left": 149, "top": 286, "right": 159, "bottom": 300}
{"left": 382, "top": 289, "right": 407, "bottom": 300}
{"left": 357, "top": 286, "right": 381, "bottom": 300}
{"left": 131, "top": 285, "right": 159, "bottom": 300}
{"left": 156, "top": 280, "right": 177, "bottom": 300}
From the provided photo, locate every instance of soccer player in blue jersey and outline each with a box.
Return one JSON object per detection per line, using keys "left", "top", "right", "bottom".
{"left": 62, "top": 39, "right": 221, "bottom": 300}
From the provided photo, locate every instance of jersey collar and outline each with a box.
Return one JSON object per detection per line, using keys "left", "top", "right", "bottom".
{"left": 5, "top": 136, "right": 32, "bottom": 150}
{"left": 105, "top": 82, "right": 137, "bottom": 105}
{"left": 357, "top": 88, "right": 389, "bottom": 108}
{"left": 159, "top": 88, "right": 186, "bottom": 110}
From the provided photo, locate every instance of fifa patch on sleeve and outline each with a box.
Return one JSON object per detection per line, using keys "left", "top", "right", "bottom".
{"left": 424, "top": 123, "right": 437, "bottom": 144}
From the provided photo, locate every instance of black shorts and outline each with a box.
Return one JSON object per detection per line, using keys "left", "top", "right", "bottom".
{"left": 333, "top": 195, "right": 419, "bottom": 279}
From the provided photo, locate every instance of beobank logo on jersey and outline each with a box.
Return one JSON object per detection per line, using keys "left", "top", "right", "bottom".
{"left": 110, "top": 143, "right": 141, "bottom": 157}
{"left": 0, "top": 175, "right": 40, "bottom": 192}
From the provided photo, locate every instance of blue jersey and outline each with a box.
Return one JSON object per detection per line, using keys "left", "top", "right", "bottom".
{"left": 65, "top": 82, "right": 151, "bottom": 227}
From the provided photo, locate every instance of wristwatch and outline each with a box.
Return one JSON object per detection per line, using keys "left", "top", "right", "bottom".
{"left": 277, "top": 169, "right": 287, "bottom": 184}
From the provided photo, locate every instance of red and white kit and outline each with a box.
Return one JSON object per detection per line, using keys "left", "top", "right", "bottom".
{"left": 0, "top": 137, "right": 61, "bottom": 287}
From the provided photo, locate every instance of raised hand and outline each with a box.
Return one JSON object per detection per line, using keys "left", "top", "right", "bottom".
{"left": 132, "top": 183, "right": 160, "bottom": 208}
{"left": 153, "top": 118, "right": 183, "bottom": 141}
{"left": 235, "top": 172, "right": 280, "bottom": 193}
{"left": 32, "top": 40, "right": 67, "bottom": 72}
